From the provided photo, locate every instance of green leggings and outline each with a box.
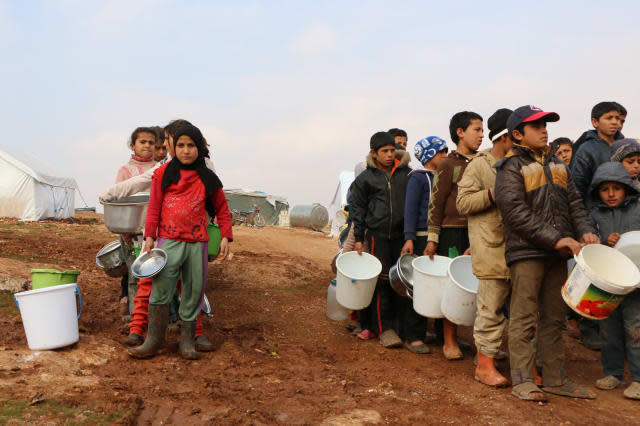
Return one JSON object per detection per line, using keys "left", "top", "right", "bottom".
{"left": 150, "top": 238, "right": 208, "bottom": 322}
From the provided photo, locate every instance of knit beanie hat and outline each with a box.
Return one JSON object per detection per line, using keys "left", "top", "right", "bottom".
{"left": 488, "top": 108, "right": 513, "bottom": 142}
{"left": 610, "top": 138, "right": 640, "bottom": 162}
{"left": 370, "top": 131, "right": 395, "bottom": 151}
{"left": 414, "top": 136, "right": 448, "bottom": 165}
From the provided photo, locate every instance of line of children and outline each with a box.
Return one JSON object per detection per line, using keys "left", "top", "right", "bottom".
{"left": 456, "top": 108, "right": 512, "bottom": 386}
{"left": 494, "top": 105, "right": 600, "bottom": 401}
{"left": 588, "top": 161, "right": 640, "bottom": 400}
{"left": 129, "top": 123, "right": 232, "bottom": 360}
{"left": 425, "top": 111, "right": 483, "bottom": 360}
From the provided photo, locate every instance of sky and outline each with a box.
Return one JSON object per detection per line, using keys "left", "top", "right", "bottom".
{"left": 2, "top": 1, "right": 640, "bottom": 210}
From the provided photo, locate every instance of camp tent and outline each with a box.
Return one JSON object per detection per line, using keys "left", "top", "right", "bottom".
{"left": 328, "top": 171, "right": 355, "bottom": 236}
{"left": 0, "top": 146, "right": 77, "bottom": 221}
{"left": 224, "top": 188, "right": 289, "bottom": 226}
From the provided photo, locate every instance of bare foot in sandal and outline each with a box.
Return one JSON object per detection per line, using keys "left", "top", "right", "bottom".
{"left": 512, "top": 382, "right": 547, "bottom": 402}
{"left": 542, "top": 380, "right": 596, "bottom": 399}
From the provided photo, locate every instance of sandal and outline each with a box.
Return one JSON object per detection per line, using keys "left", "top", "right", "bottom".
{"left": 623, "top": 382, "right": 640, "bottom": 400}
{"left": 595, "top": 375, "right": 621, "bottom": 390}
{"left": 356, "top": 329, "right": 377, "bottom": 340}
{"left": 512, "top": 382, "right": 547, "bottom": 402}
{"left": 404, "top": 341, "right": 431, "bottom": 354}
{"left": 542, "top": 380, "right": 596, "bottom": 399}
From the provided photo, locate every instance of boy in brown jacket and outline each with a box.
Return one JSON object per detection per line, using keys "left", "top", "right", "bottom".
{"left": 494, "top": 105, "right": 600, "bottom": 402}
{"left": 426, "top": 111, "right": 483, "bottom": 360}
{"left": 456, "top": 108, "right": 512, "bottom": 387}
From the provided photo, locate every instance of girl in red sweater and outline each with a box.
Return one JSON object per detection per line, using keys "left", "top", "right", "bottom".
{"left": 129, "top": 123, "right": 232, "bottom": 360}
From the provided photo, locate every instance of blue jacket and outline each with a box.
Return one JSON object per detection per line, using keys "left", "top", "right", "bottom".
{"left": 404, "top": 169, "right": 434, "bottom": 241}
{"left": 572, "top": 130, "right": 623, "bottom": 204}
{"left": 589, "top": 162, "right": 640, "bottom": 243}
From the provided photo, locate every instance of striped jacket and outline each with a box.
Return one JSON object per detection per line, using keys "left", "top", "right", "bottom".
{"left": 494, "top": 144, "right": 595, "bottom": 266}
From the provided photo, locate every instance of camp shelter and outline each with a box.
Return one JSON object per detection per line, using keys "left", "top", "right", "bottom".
{"left": 0, "top": 145, "right": 77, "bottom": 221}
{"left": 328, "top": 171, "right": 355, "bottom": 236}
{"left": 224, "top": 189, "right": 289, "bottom": 226}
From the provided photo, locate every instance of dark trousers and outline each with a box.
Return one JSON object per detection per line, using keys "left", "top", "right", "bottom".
{"left": 601, "top": 289, "right": 640, "bottom": 382}
{"left": 396, "top": 236, "right": 428, "bottom": 341}
{"left": 358, "top": 232, "right": 404, "bottom": 335}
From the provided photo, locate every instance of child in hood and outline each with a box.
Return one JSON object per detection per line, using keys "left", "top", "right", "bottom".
{"left": 610, "top": 138, "right": 640, "bottom": 191}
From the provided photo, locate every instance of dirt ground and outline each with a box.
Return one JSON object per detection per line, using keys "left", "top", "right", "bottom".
{"left": 0, "top": 213, "right": 638, "bottom": 425}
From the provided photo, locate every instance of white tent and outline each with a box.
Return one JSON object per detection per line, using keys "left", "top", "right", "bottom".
{"left": 0, "top": 146, "right": 77, "bottom": 221}
{"left": 328, "top": 171, "right": 355, "bottom": 236}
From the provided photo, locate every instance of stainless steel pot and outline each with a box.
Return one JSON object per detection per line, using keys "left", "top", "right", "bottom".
{"left": 389, "top": 254, "right": 417, "bottom": 299}
{"left": 389, "top": 264, "right": 407, "bottom": 297}
{"left": 96, "top": 240, "right": 128, "bottom": 277}
{"left": 101, "top": 194, "right": 149, "bottom": 234}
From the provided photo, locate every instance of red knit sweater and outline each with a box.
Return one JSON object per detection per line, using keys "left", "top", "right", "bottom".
{"left": 144, "top": 163, "right": 233, "bottom": 243}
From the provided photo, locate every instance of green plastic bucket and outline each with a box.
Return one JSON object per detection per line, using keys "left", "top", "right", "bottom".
{"left": 31, "top": 269, "right": 80, "bottom": 290}
{"left": 208, "top": 223, "right": 221, "bottom": 256}
{"left": 134, "top": 247, "right": 141, "bottom": 258}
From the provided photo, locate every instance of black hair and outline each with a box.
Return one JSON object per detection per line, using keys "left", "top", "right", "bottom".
{"left": 129, "top": 127, "right": 156, "bottom": 148}
{"left": 388, "top": 128, "right": 407, "bottom": 138}
{"left": 510, "top": 123, "right": 526, "bottom": 143}
{"left": 550, "top": 137, "right": 572, "bottom": 154}
{"left": 591, "top": 102, "right": 626, "bottom": 120}
{"left": 449, "top": 111, "right": 482, "bottom": 144}
{"left": 150, "top": 126, "right": 165, "bottom": 146}
{"left": 164, "top": 119, "right": 210, "bottom": 158}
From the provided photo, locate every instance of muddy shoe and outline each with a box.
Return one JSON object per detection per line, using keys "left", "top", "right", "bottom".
{"left": 379, "top": 330, "right": 402, "bottom": 348}
{"left": 195, "top": 335, "right": 215, "bottom": 352}
{"left": 542, "top": 380, "right": 596, "bottom": 399}
{"left": 128, "top": 304, "right": 169, "bottom": 359}
{"left": 623, "top": 382, "right": 640, "bottom": 400}
{"left": 125, "top": 333, "right": 143, "bottom": 347}
{"left": 404, "top": 341, "right": 431, "bottom": 354}
{"left": 596, "top": 375, "right": 621, "bottom": 390}
{"left": 179, "top": 321, "right": 200, "bottom": 360}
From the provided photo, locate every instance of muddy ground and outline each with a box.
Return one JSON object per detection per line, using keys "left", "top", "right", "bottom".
{"left": 0, "top": 213, "right": 638, "bottom": 425}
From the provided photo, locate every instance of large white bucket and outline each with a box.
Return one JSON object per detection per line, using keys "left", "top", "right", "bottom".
{"left": 442, "top": 255, "right": 479, "bottom": 326}
{"left": 335, "top": 251, "right": 382, "bottom": 310}
{"left": 614, "top": 231, "right": 640, "bottom": 268}
{"left": 562, "top": 244, "right": 640, "bottom": 320}
{"left": 412, "top": 256, "right": 452, "bottom": 318}
{"left": 14, "top": 283, "right": 83, "bottom": 350}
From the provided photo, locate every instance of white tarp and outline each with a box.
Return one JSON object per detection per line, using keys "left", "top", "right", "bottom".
{"left": 0, "top": 146, "right": 77, "bottom": 221}
{"left": 329, "top": 171, "right": 355, "bottom": 236}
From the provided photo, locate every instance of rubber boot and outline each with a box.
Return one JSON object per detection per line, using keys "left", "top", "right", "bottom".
{"left": 195, "top": 335, "right": 215, "bottom": 352}
{"left": 128, "top": 304, "right": 169, "bottom": 359}
{"left": 475, "top": 352, "right": 509, "bottom": 387}
{"left": 179, "top": 321, "right": 200, "bottom": 360}
{"left": 533, "top": 363, "right": 543, "bottom": 386}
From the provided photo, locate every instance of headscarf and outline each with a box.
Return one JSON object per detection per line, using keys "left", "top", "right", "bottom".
{"left": 161, "top": 124, "right": 222, "bottom": 218}
{"left": 414, "top": 136, "right": 448, "bottom": 165}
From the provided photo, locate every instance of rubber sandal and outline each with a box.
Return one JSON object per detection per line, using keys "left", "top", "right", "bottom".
{"left": 404, "top": 341, "right": 431, "bottom": 354}
{"left": 511, "top": 382, "right": 547, "bottom": 402}
{"left": 595, "top": 375, "right": 621, "bottom": 390}
{"left": 623, "top": 382, "right": 640, "bottom": 400}
{"left": 356, "top": 329, "right": 377, "bottom": 340}
{"left": 542, "top": 380, "right": 596, "bottom": 399}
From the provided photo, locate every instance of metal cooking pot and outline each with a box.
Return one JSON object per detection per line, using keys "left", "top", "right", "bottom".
{"left": 101, "top": 193, "right": 149, "bottom": 234}
{"left": 389, "top": 264, "right": 407, "bottom": 297}
{"left": 389, "top": 254, "right": 417, "bottom": 299}
{"left": 96, "top": 240, "right": 128, "bottom": 277}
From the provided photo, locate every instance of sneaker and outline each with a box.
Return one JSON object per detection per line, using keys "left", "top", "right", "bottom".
{"left": 356, "top": 329, "right": 377, "bottom": 340}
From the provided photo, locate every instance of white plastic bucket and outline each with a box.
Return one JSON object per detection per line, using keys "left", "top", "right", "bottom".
{"left": 412, "top": 256, "right": 452, "bottom": 318}
{"left": 14, "top": 283, "right": 83, "bottom": 350}
{"left": 335, "top": 251, "right": 382, "bottom": 310}
{"left": 562, "top": 244, "right": 640, "bottom": 320}
{"left": 442, "top": 255, "right": 479, "bottom": 326}
{"left": 614, "top": 231, "right": 640, "bottom": 268}
{"left": 327, "top": 279, "right": 350, "bottom": 321}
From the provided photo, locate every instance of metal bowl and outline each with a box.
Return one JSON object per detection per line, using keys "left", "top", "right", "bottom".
{"left": 101, "top": 193, "right": 149, "bottom": 234}
{"left": 397, "top": 253, "right": 417, "bottom": 293}
{"left": 96, "top": 240, "right": 128, "bottom": 277}
{"left": 389, "top": 264, "right": 407, "bottom": 297}
{"left": 131, "top": 248, "right": 168, "bottom": 279}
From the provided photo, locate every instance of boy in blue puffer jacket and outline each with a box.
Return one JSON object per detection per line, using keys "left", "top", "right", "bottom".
{"left": 588, "top": 161, "right": 640, "bottom": 400}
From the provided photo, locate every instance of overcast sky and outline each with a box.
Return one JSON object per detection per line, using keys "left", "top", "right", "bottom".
{"left": 2, "top": 1, "right": 640, "bottom": 209}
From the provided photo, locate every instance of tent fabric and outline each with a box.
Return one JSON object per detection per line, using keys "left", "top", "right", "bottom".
{"left": 0, "top": 146, "right": 77, "bottom": 221}
{"left": 224, "top": 188, "right": 289, "bottom": 226}
{"left": 329, "top": 171, "right": 355, "bottom": 236}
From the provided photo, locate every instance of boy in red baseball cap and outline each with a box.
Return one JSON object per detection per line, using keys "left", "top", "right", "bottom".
{"left": 494, "top": 106, "right": 600, "bottom": 401}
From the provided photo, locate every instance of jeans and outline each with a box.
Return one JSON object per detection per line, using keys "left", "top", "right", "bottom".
{"left": 601, "top": 289, "right": 640, "bottom": 382}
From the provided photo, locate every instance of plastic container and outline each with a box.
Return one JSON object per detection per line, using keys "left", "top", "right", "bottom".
{"left": 289, "top": 204, "right": 329, "bottom": 231}
{"left": 30, "top": 269, "right": 80, "bottom": 290}
{"left": 441, "top": 255, "right": 479, "bottom": 326}
{"left": 14, "top": 283, "right": 83, "bottom": 350}
{"left": 208, "top": 223, "right": 221, "bottom": 256}
{"left": 562, "top": 244, "right": 640, "bottom": 320}
{"left": 411, "top": 256, "right": 452, "bottom": 318}
{"left": 326, "top": 279, "right": 350, "bottom": 320}
{"left": 614, "top": 231, "right": 640, "bottom": 267}
{"left": 335, "top": 251, "right": 382, "bottom": 310}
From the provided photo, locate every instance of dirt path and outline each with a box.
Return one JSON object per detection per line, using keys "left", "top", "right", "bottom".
{"left": 0, "top": 214, "right": 638, "bottom": 425}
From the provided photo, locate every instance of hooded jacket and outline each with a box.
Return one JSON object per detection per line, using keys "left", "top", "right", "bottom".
{"left": 404, "top": 168, "right": 435, "bottom": 241}
{"left": 456, "top": 149, "right": 509, "bottom": 279}
{"left": 588, "top": 162, "right": 640, "bottom": 243}
{"left": 571, "top": 129, "right": 623, "bottom": 204}
{"left": 351, "top": 150, "right": 411, "bottom": 242}
{"left": 494, "top": 144, "right": 595, "bottom": 266}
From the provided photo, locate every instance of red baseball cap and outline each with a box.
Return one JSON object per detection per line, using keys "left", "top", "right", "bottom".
{"left": 507, "top": 105, "right": 560, "bottom": 136}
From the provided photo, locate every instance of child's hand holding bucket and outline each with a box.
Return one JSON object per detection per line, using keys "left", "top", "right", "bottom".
{"left": 554, "top": 237, "right": 582, "bottom": 255}
{"left": 580, "top": 232, "right": 601, "bottom": 246}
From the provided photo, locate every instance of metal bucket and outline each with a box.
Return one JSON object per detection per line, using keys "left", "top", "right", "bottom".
{"left": 101, "top": 194, "right": 149, "bottom": 234}
{"left": 289, "top": 204, "right": 329, "bottom": 231}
